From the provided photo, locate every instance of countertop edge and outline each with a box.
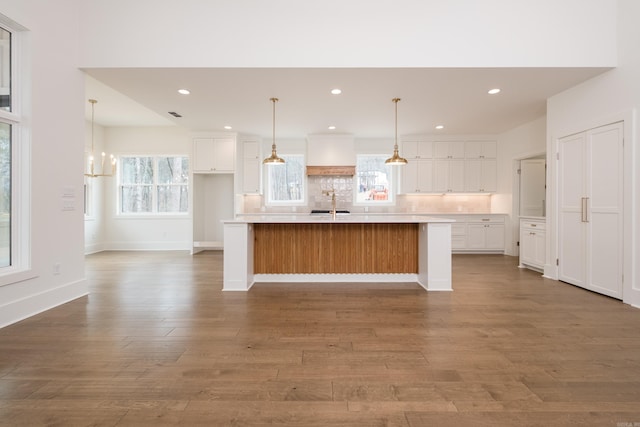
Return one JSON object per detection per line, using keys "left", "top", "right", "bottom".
{"left": 224, "top": 215, "right": 456, "bottom": 224}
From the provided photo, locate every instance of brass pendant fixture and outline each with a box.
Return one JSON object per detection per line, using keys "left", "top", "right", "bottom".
{"left": 84, "top": 99, "right": 117, "bottom": 177}
{"left": 262, "top": 97, "right": 285, "bottom": 165}
{"left": 385, "top": 97, "right": 408, "bottom": 165}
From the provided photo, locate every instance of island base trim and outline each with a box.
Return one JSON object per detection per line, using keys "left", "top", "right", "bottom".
{"left": 253, "top": 273, "right": 419, "bottom": 284}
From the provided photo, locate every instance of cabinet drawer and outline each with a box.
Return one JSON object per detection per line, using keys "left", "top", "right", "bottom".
{"left": 521, "top": 221, "right": 545, "bottom": 230}
{"left": 467, "top": 216, "right": 505, "bottom": 224}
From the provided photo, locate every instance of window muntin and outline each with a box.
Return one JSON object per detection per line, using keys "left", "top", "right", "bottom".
{"left": 119, "top": 156, "right": 189, "bottom": 214}
{"left": 355, "top": 155, "right": 394, "bottom": 204}
{"left": 266, "top": 154, "right": 305, "bottom": 205}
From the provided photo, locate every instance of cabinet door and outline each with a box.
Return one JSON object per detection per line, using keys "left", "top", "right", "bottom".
{"left": 400, "top": 161, "right": 418, "bottom": 193}
{"left": 241, "top": 140, "right": 261, "bottom": 194}
{"left": 480, "top": 159, "right": 497, "bottom": 192}
{"left": 212, "top": 139, "right": 236, "bottom": 172}
{"left": 520, "top": 228, "right": 536, "bottom": 265}
{"left": 449, "top": 160, "right": 465, "bottom": 192}
{"left": 402, "top": 141, "right": 433, "bottom": 160}
{"left": 466, "top": 224, "right": 486, "bottom": 249}
{"left": 400, "top": 160, "right": 433, "bottom": 193}
{"left": 485, "top": 224, "right": 504, "bottom": 249}
{"left": 434, "top": 141, "right": 465, "bottom": 159}
{"left": 533, "top": 230, "right": 546, "bottom": 267}
{"left": 193, "top": 138, "right": 236, "bottom": 173}
{"left": 193, "top": 138, "right": 216, "bottom": 172}
{"left": 416, "top": 160, "right": 433, "bottom": 192}
{"left": 465, "top": 159, "right": 496, "bottom": 192}
{"left": 465, "top": 141, "right": 496, "bottom": 159}
{"left": 434, "top": 160, "right": 464, "bottom": 192}
{"left": 243, "top": 140, "right": 260, "bottom": 159}
{"left": 242, "top": 157, "right": 261, "bottom": 194}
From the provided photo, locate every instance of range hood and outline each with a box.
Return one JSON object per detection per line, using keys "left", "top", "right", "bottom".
{"left": 306, "top": 165, "right": 356, "bottom": 176}
{"left": 306, "top": 134, "right": 356, "bottom": 176}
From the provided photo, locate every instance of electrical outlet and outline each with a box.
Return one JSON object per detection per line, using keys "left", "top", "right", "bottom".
{"left": 53, "top": 263, "right": 61, "bottom": 275}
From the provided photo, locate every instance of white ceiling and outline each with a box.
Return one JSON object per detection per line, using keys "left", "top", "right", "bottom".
{"left": 84, "top": 67, "right": 610, "bottom": 139}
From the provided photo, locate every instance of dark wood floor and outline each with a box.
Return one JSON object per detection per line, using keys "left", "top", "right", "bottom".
{"left": 1, "top": 252, "right": 640, "bottom": 426}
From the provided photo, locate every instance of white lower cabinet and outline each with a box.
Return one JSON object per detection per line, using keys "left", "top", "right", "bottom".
{"left": 430, "top": 214, "right": 505, "bottom": 253}
{"left": 519, "top": 218, "right": 546, "bottom": 272}
{"left": 467, "top": 222, "right": 505, "bottom": 250}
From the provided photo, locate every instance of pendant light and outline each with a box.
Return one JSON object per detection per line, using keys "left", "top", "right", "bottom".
{"left": 262, "top": 97, "right": 285, "bottom": 165}
{"left": 84, "top": 99, "right": 117, "bottom": 177}
{"left": 385, "top": 98, "right": 408, "bottom": 165}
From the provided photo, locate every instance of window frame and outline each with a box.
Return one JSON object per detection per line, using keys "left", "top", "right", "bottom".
{"left": 117, "top": 154, "right": 190, "bottom": 217}
{"left": 265, "top": 153, "right": 307, "bottom": 207}
{"left": 0, "top": 21, "right": 34, "bottom": 286}
{"left": 353, "top": 154, "right": 396, "bottom": 206}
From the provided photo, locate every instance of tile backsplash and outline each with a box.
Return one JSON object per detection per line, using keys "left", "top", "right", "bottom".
{"left": 240, "top": 175, "right": 492, "bottom": 214}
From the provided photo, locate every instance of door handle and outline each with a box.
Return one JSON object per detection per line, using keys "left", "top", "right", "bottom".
{"left": 581, "top": 197, "right": 590, "bottom": 223}
{"left": 585, "top": 197, "right": 589, "bottom": 223}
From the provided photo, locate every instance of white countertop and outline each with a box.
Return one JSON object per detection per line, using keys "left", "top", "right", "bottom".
{"left": 225, "top": 214, "right": 456, "bottom": 224}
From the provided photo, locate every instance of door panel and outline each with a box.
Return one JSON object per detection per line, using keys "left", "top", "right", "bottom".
{"left": 558, "top": 133, "right": 586, "bottom": 287}
{"left": 587, "top": 122, "right": 623, "bottom": 298}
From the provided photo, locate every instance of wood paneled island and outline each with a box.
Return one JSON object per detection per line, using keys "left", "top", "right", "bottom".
{"left": 222, "top": 215, "right": 454, "bottom": 291}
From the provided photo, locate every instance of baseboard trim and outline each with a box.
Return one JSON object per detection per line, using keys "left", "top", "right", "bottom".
{"left": 0, "top": 279, "right": 88, "bottom": 329}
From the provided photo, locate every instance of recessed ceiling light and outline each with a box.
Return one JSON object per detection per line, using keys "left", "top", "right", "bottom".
{"left": 330, "top": 88, "right": 342, "bottom": 95}
{"left": 224, "top": 125, "right": 232, "bottom": 130}
{"left": 488, "top": 88, "right": 501, "bottom": 95}
{"left": 178, "top": 89, "right": 190, "bottom": 95}
{"left": 328, "top": 125, "right": 336, "bottom": 130}
{"left": 435, "top": 125, "right": 444, "bottom": 130}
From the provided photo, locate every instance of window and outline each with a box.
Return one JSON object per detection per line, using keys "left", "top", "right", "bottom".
{"left": 119, "top": 156, "right": 189, "bottom": 214}
{"left": 355, "top": 155, "right": 394, "bottom": 204}
{"left": 266, "top": 154, "right": 305, "bottom": 205}
{"left": 0, "top": 25, "right": 14, "bottom": 271}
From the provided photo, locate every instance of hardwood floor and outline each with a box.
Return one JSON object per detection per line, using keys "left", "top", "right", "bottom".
{"left": 1, "top": 252, "right": 640, "bottom": 426}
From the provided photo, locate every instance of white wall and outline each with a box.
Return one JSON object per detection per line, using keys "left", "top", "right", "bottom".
{"left": 496, "top": 116, "right": 547, "bottom": 255}
{"left": 78, "top": 0, "right": 617, "bottom": 68}
{"left": 101, "top": 126, "right": 192, "bottom": 251}
{"left": 546, "top": 0, "right": 640, "bottom": 307}
{"left": 0, "top": 1, "right": 88, "bottom": 327}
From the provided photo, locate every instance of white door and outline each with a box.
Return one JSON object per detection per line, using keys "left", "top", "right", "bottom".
{"left": 586, "top": 123, "right": 623, "bottom": 298}
{"left": 558, "top": 122, "right": 623, "bottom": 299}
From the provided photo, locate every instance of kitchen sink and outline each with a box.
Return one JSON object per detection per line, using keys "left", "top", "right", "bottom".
{"left": 310, "top": 209, "right": 350, "bottom": 215}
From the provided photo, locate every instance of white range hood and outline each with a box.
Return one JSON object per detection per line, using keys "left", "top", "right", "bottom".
{"left": 306, "top": 134, "right": 356, "bottom": 167}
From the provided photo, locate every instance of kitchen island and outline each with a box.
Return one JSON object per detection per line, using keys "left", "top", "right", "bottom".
{"left": 222, "top": 215, "right": 454, "bottom": 292}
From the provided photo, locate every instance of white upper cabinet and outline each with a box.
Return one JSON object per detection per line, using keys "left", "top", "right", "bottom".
{"left": 401, "top": 160, "right": 433, "bottom": 193}
{"left": 463, "top": 141, "right": 497, "bottom": 192}
{"left": 465, "top": 141, "right": 497, "bottom": 159}
{"left": 433, "top": 159, "right": 465, "bottom": 192}
{"left": 193, "top": 138, "right": 236, "bottom": 173}
{"left": 434, "top": 141, "right": 465, "bottom": 159}
{"left": 400, "top": 140, "right": 433, "bottom": 193}
{"left": 402, "top": 140, "right": 433, "bottom": 159}
{"left": 464, "top": 159, "right": 497, "bottom": 192}
{"left": 241, "top": 139, "right": 262, "bottom": 194}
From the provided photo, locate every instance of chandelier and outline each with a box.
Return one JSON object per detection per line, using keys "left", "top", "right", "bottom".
{"left": 84, "top": 99, "right": 117, "bottom": 177}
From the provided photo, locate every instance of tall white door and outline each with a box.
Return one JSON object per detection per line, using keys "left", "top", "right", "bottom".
{"left": 558, "top": 122, "right": 623, "bottom": 299}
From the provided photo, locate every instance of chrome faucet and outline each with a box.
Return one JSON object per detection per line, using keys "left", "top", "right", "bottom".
{"left": 322, "top": 188, "right": 337, "bottom": 220}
